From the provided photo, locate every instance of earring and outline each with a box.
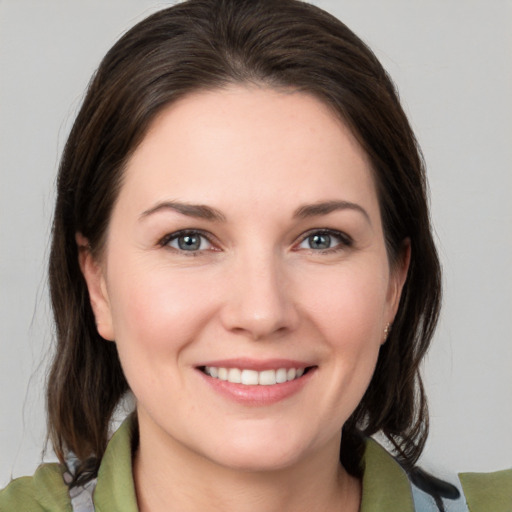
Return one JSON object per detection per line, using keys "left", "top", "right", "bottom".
{"left": 383, "top": 323, "right": 391, "bottom": 342}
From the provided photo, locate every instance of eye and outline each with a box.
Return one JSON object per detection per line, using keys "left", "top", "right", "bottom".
{"left": 297, "top": 229, "right": 352, "bottom": 252}
{"left": 161, "top": 230, "right": 214, "bottom": 252}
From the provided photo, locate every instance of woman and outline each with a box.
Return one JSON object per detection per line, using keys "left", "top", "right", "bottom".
{"left": 1, "top": 0, "right": 509, "bottom": 510}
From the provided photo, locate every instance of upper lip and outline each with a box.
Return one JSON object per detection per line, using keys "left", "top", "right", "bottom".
{"left": 196, "top": 358, "right": 315, "bottom": 371}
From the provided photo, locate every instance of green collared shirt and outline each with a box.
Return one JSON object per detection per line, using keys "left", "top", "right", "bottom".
{"left": 1, "top": 418, "right": 510, "bottom": 511}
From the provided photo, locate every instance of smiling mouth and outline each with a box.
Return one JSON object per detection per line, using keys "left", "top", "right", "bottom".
{"left": 199, "top": 366, "right": 314, "bottom": 386}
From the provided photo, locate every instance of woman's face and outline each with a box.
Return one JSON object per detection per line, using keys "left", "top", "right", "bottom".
{"left": 81, "top": 85, "right": 408, "bottom": 472}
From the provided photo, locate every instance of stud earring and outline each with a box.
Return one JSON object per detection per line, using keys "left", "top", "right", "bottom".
{"left": 383, "top": 323, "right": 391, "bottom": 342}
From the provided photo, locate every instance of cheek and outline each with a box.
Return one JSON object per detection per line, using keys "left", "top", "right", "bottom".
{"left": 106, "top": 262, "right": 216, "bottom": 363}
{"left": 300, "top": 264, "right": 388, "bottom": 407}
{"left": 303, "top": 263, "right": 389, "bottom": 344}
{"left": 104, "top": 262, "right": 221, "bottom": 420}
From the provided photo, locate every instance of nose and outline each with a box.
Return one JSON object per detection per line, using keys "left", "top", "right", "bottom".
{"left": 219, "top": 250, "right": 299, "bottom": 341}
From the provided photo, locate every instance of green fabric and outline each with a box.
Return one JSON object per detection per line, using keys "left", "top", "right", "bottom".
{"left": 1, "top": 417, "right": 510, "bottom": 511}
{"left": 93, "top": 419, "right": 138, "bottom": 512}
{"left": 0, "top": 462, "right": 70, "bottom": 511}
{"left": 459, "top": 468, "right": 512, "bottom": 512}
{"left": 360, "top": 439, "right": 415, "bottom": 512}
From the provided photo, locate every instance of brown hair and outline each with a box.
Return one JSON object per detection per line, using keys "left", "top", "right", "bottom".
{"left": 47, "top": 0, "right": 441, "bottom": 483}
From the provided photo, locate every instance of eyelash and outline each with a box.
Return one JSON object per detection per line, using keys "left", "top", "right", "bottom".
{"left": 158, "top": 229, "right": 217, "bottom": 256}
{"left": 157, "top": 228, "right": 353, "bottom": 255}
{"left": 295, "top": 228, "right": 353, "bottom": 254}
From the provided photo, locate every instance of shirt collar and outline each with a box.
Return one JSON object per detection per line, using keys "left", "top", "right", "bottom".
{"left": 93, "top": 416, "right": 415, "bottom": 512}
{"left": 361, "top": 438, "right": 415, "bottom": 512}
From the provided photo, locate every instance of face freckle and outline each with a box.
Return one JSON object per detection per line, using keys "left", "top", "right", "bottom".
{"left": 82, "top": 85, "right": 409, "bottom": 473}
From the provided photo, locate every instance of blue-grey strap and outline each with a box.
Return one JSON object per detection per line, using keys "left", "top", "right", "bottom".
{"left": 67, "top": 478, "right": 97, "bottom": 512}
{"left": 410, "top": 473, "right": 470, "bottom": 512}
{"left": 63, "top": 454, "right": 97, "bottom": 512}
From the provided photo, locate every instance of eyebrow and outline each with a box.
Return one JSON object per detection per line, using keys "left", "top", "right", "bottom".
{"left": 140, "top": 201, "right": 227, "bottom": 222}
{"left": 140, "top": 199, "right": 370, "bottom": 225}
{"left": 293, "top": 200, "right": 371, "bottom": 225}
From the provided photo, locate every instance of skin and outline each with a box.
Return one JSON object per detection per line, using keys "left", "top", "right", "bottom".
{"left": 79, "top": 85, "right": 409, "bottom": 512}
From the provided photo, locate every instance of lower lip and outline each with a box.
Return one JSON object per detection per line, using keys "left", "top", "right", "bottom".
{"left": 197, "top": 368, "right": 316, "bottom": 406}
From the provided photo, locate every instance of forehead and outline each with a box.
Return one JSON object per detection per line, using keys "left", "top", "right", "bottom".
{"left": 120, "top": 85, "right": 379, "bottom": 219}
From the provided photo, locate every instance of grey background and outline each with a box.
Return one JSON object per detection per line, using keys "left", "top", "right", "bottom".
{"left": 1, "top": 0, "right": 511, "bottom": 486}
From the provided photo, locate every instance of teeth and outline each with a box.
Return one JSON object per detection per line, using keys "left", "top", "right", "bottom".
{"left": 203, "top": 366, "right": 308, "bottom": 385}
{"left": 228, "top": 368, "right": 241, "bottom": 383}
{"left": 241, "top": 369, "right": 259, "bottom": 385}
{"left": 259, "top": 369, "right": 276, "bottom": 386}
{"left": 276, "top": 368, "right": 287, "bottom": 383}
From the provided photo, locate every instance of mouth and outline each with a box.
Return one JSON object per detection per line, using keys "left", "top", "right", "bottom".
{"left": 198, "top": 366, "right": 314, "bottom": 386}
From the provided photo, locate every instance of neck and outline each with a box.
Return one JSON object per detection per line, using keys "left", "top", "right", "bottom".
{"left": 133, "top": 419, "right": 361, "bottom": 512}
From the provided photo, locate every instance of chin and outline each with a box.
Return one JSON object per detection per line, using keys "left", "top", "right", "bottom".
{"left": 210, "top": 447, "right": 303, "bottom": 473}
{"left": 200, "top": 427, "right": 316, "bottom": 473}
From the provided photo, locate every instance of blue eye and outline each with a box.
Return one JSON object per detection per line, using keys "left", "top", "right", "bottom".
{"left": 308, "top": 233, "right": 332, "bottom": 250}
{"left": 298, "top": 230, "right": 351, "bottom": 251}
{"left": 163, "top": 231, "right": 213, "bottom": 252}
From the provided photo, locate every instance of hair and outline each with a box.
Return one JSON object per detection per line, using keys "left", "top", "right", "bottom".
{"left": 47, "top": 0, "right": 441, "bottom": 484}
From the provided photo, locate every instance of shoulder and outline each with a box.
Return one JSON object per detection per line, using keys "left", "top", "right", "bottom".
{"left": 362, "top": 438, "right": 512, "bottom": 512}
{"left": 0, "top": 463, "right": 70, "bottom": 512}
{"left": 361, "top": 438, "right": 416, "bottom": 511}
{"left": 0, "top": 416, "right": 137, "bottom": 512}
{"left": 459, "top": 468, "right": 512, "bottom": 512}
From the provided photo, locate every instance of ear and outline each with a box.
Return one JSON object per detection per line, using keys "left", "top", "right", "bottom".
{"left": 76, "top": 233, "right": 115, "bottom": 341}
{"left": 386, "top": 238, "right": 411, "bottom": 322}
